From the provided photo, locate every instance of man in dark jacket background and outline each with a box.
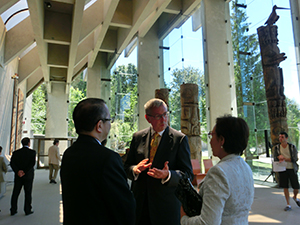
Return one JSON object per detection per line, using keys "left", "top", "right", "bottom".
{"left": 10, "top": 137, "right": 36, "bottom": 216}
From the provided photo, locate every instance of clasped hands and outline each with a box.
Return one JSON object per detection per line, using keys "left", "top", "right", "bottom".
{"left": 133, "top": 158, "right": 169, "bottom": 179}
{"left": 18, "top": 170, "right": 25, "bottom": 177}
{"left": 278, "top": 155, "right": 291, "bottom": 162}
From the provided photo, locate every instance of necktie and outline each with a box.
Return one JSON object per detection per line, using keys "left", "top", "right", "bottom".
{"left": 149, "top": 133, "right": 159, "bottom": 162}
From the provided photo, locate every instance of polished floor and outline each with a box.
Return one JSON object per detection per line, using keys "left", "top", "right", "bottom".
{"left": 0, "top": 170, "right": 299, "bottom": 225}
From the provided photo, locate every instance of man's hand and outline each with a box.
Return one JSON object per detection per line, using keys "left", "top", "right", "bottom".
{"left": 18, "top": 170, "right": 25, "bottom": 177}
{"left": 147, "top": 161, "right": 169, "bottom": 179}
{"left": 133, "top": 158, "right": 152, "bottom": 175}
{"left": 278, "top": 155, "right": 285, "bottom": 162}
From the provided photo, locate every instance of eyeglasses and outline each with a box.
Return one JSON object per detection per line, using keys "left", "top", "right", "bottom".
{"left": 208, "top": 131, "right": 216, "bottom": 139}
{"left": 147, "top": 111, "right": 169, "bottom": 120}
{"left": 101, "top": 118, "right": 114, "bottom": 123}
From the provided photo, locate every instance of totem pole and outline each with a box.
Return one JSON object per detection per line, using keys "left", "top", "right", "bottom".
{"left": 257, "top": 5, "right": 288, "bottom": 146}
{"left": 180, "top": 83, "right": 201, "bottom": 160}
{"left": 155, "top": 88, "right": 169, "bottom": 110}
{"left": 155, "top": 88, "right": 170, "bottom": 125}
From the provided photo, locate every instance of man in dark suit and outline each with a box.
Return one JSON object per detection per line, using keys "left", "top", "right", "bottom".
{"left": 124, "top": 98, "right": 194, "bottom": 225}
{"left": 10, "top": 137, "right": 36, "bottom": 216}
{"left": 60, "top": 98, "right": 135, "bottom": 225}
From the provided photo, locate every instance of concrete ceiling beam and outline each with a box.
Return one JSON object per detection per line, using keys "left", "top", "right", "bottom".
{"left": 4, "top": 17, "right": 35, "bottom": 65}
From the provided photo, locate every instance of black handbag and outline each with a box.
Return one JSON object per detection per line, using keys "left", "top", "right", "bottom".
{"left": 175, "top": 175, "right": 202, "bottom": 217}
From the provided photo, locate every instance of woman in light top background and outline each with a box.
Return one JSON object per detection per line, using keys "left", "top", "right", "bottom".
{"left": 181, "top": 115, "right": 254, "bottom": 225}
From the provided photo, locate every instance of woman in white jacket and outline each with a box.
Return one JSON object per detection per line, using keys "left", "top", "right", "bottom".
{"left": 181, "top": 115, "right": 254, "bottom": 225}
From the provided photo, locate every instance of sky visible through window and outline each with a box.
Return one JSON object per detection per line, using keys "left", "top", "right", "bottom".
{"left": 117, "top": 0, "right": 300, "bottom": 106}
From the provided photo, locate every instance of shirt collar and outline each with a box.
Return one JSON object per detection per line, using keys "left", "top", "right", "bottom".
{"left": 151, "top": 127, "right": 165, "bottom": 137}
{"left": 94, "top": 138, "right": 102, "bottom": 145}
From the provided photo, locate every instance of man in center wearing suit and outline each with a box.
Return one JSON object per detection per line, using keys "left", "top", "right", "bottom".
{"left": 60, "top": 98, "right": 135, "bottom": 225}
{"left": 124, "top": 98, "right": 194, "bottom": 225}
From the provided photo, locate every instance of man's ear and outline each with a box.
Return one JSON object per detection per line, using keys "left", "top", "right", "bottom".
{"left": 145, "top": 114, "right": 151, "bottom": 123}
{"left": 219, "top": 135, "right": 225, "bottom": 146}
{"left": 96, "top": 120, "right": 102, "bottom": 133}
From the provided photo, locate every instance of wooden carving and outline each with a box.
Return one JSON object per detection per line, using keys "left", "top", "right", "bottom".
{"left": 180, "top": 83, "right": 201, "bottom": 160}
{"left": 257, "top": 6, "right": 288, "bottom": 146}
{"left": 155, "top": 88, "right": 169, "bottom": 110}
{"left": 155, "top": 88, "right": 170, "bottom": 125}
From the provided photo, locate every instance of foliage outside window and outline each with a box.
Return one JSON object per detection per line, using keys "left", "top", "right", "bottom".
{"left": 109, "top": 63, "right": 138, "bottom": 152}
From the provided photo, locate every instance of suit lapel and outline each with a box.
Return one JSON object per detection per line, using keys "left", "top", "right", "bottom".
{"left": 141, "top": 127, "right": 151, "bottom": 159}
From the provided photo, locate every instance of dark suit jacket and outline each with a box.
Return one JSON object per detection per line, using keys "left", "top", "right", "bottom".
{"left": 124, "top": 126, "right": 193, "bottom": 225}
{"left": 60, "top": 135, "right": 136, "bottom": 225}
{"left": 10, "top": 146, "right": 36, "bottom": 180}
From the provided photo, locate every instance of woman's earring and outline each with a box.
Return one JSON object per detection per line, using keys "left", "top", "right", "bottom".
{"left": 221, "top": 146, "right": 223, "bottom": 148}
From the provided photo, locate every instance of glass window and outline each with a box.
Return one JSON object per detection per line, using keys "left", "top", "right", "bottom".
{"left": 109, "top": 48, "right": 138, "bottom": 153}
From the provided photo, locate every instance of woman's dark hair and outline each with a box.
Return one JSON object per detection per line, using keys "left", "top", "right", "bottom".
{"left": 73, "top": 98, "right": 107, "bottom": 134}
{"left": 215, "top": 115, "right": 249, "bottom": 155}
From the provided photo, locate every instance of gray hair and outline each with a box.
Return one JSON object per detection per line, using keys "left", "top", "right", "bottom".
{"left": 144, "top": 98, "right": 167, "bottom": 115}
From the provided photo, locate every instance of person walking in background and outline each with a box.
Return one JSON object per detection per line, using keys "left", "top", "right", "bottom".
{"left": 181, "top": 115, "right": 254, "bottom": 225}
{"left": 124, "top": 98, "right": 193, "bottom": 225}
{"left": 60, "top": 98, "right": 135, "bottom": 225}
{"left": 10, "top": 137, "right": 36, "bottom": 216}
{"left": 273, "top": 131, "right": 300, "bottom": 211}
{"left": 48, "top": 139, "right": 61, "bottom": 184}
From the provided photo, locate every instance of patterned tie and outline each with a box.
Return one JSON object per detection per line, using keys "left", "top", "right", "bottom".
{"left": 149, "top": 132, "right": 159, "bottom": 162}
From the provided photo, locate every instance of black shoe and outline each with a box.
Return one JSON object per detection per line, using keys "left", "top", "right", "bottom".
{"left": 25, "top": 211, "right": 34, "bottom": 216}
{"left": 52, "top": 180, "right": 57, "bottom": 184}
{"left": 11, "top": 211, "right": 17, "bottom": 216}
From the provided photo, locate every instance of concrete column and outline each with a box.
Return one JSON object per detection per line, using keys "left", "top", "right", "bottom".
{"left": 202, "top": 0, "right": 237, "bottom": 157}
{"left": 45, "top": 83, "right": 68, "bottom": 138}
{"left": 202, "top": 0, "right": 237, "bottom": 130}
{"left": 22, "top": 94, "right": 33, "bottom": 139}
{"left": 86, "top": 52, "right": 110, "bottom": 103}
{"left": 138, "top": 24, "right": 160, "bottom": 130}
{"left": 45, "top": 82, "right": 68, "bottom": 159}
{"left": 290, "top": 0, "right": 300, "bottom": 97}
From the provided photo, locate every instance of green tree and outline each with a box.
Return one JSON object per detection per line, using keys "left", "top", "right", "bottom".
{"left": 68, "top": 73, "right": 87, "bottom": 137}
{"left": 31, "top": 84, "right": 47, "bottom": 134}
{"left": 231, "top": 1, "right": 268, "bottom": 155}
{"left": 110, "top": 64, "right": 138, "bottom": 149}
{"left": 68, "top": 86, "right": 86, "bottom": 137}
{"left": 286, "top": 98, "right": 300, "bottom": 148}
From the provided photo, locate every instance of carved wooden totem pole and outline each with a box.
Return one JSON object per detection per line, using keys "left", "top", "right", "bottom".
{"left": 257, "top": 6, "right": 288, "bottom": 146}
{"left": 180, "top": 83, "right": 201, "bottom": 160}
{"left": 155, "top": 88, "right": 169, "bottom": 110}
{"left": 155, "top": 88, "right": 170, "bottom": 125}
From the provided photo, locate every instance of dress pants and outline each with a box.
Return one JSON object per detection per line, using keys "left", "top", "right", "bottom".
{"left": 10, "top": 175, "right": 34, "bottom": 214}
{"left": 49, "top": 164, "right": 59, "bottom": 180}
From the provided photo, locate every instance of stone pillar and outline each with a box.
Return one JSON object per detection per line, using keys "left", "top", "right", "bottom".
{"left": 202, "top": 0, "right": 236, "bottom": 157}
{"left": 257, "top": 22, "right": 288, "bottom": 146}
{"left": 289, "top": 0, "right": 300, "bottom": 98}
{"left": 22, "top": 94, "right": 33, "bottom": 139}
{"left": 180, "top": 84, "right": 201, "bottom": 160}
{"left": 86, "top": 53, "right": 104, "bottom": 99}
{"left": 86, "top": 52, "right": 111, "bottom": 146}
{"left": 138, "top": 24, "right": 160, "bottom": 130}
{"left": 45, "top": 82, "right": 68, "bottom": 166}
